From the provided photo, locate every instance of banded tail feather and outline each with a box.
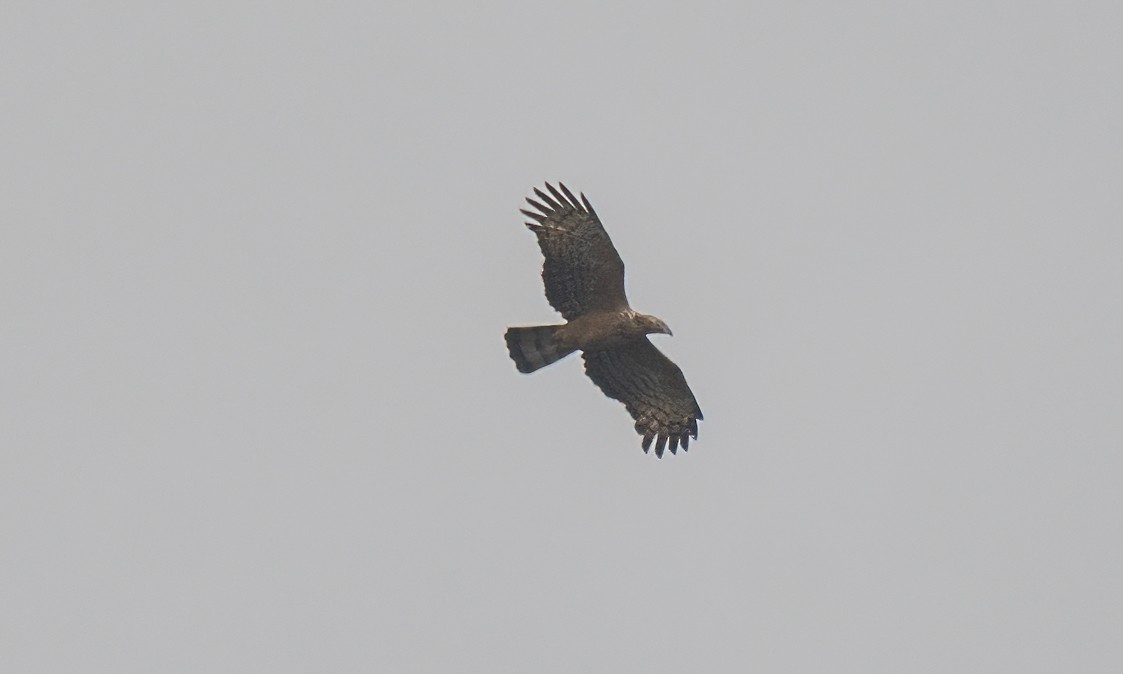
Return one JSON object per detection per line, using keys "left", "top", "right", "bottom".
{"left": 504, "top": 325, "right": 575, "bottom": 373}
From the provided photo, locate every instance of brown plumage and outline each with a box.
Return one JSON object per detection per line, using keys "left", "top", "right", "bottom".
{"left": 504, "top": 182, "right": 703, "bottom": 458}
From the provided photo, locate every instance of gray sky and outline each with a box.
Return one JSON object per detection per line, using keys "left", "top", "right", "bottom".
{"left": 3, "top": 2, "right": 1122, "bottom": 672}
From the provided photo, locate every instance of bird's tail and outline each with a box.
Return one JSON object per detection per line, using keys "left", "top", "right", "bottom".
{"left": 504, "top": 325, "right": 575, "bottom": 373}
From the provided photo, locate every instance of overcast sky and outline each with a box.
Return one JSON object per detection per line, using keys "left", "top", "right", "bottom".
{"left": 3, "top": 2, "right": 1122, "bottom": 672}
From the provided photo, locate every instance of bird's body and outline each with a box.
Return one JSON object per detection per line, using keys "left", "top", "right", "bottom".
{"left": 560, "top": 309, "right": 663, "bottom": 351}
{"left": 504, "top": 183, "right": 702, "bottom": 458}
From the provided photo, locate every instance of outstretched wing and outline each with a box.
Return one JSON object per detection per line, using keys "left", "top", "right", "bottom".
{"left": 520, "top": 183, "right": 628, "bottom": 320}
{"left": 582, "top": 339, "right": 703, "bottom": 458}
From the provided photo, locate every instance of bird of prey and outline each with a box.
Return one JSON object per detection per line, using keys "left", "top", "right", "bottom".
{"left": 504, "top": 182, "right": 703, "bottom": 457}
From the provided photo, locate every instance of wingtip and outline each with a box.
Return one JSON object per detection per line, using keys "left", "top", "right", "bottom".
{"left": 558, "top": 182, "right": 581, "bottom": 210}
{"left": 526, "top": 182, "right": 593, "bottom": 215}
{"left": 519, "top": 207, "right": 546, "bottom": 224}
{"left": 544, "top": 183, "right": 571, "bottom": 209}
{"left": 580, "top": 192, "right": 597, "bottom": 216}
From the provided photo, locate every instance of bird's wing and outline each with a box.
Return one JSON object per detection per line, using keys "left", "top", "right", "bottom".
{"left": 520, "top": 183, "right": 628, "bottom": 320}
{"left": 582, "top": 338, "right": 703, "bottom": 458}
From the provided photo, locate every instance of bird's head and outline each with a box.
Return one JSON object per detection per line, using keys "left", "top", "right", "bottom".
{"left": 638, "top": 313, "right": 673, "bottom": 337}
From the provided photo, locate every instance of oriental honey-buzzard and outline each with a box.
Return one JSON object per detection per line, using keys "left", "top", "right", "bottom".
{"left": 504, "top": 182, "right": 703, "bottom": 458}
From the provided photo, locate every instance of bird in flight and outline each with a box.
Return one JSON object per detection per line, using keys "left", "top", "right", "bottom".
{"left": 504, "top": 182, "right": 703, "bottom": 458}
